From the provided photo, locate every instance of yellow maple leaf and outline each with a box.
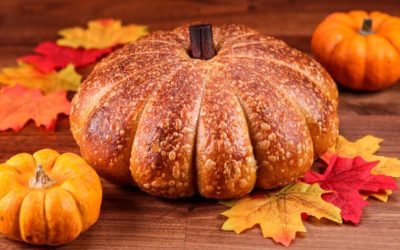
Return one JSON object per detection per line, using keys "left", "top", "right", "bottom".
{"left": 0, "top": 62, "right": 81, "bottom": 94}
{"left": 57, "top": 19, "right": 148, "bottom": 49}
{"left": 329, "top": 135, "right": 400, "bottom": 201}
{"left": 361, "top": 189, "right": 393, "bottom": 202}
{"left": 221, "top": 182, "right": 342, "bottom": 246}
{"left": 219, "top": 200, "right": 236, "bottom": 207}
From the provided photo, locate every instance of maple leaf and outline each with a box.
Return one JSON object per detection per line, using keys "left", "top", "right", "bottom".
{"left": 0, "top": 85, "right": 70, "bottom": 131}
{"left": 321, "top": 135, "right": 400, "bottom": 177}
{"left": 331, "top": 135, "right": 400, "bottom": 177}
{"left": 19, "top": 42, "right": 112, "bottom": 73}
{"left": 303, "top": 155, "right": 397, "bottom": 224}
{"left": 57, "top": 19, "right": 148, "bottom": 49}
{"left": 219, "top": 200, "right": 237, "bottom": 207}
{"left": 322, "top": 135, "right": 400, "bottom": 202}
{"left": 0, "top": 62, "right": 81, "bottom": 94}
{"left": 361, "top": 189, "right": 392, "bottom": 202}
{"left": 221, "top": 182, "right": 342, "bottom": 246}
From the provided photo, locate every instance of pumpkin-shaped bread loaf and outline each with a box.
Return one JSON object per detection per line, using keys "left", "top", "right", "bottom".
{"left": 70, "top": 24, "right": 339, "bottom": 199}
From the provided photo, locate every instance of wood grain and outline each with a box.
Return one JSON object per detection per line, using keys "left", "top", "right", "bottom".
{"left": 0, "top": 0, "right": 399, "bottom": 249}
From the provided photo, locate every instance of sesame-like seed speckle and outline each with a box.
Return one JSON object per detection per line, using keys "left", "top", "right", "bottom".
{"left": 268, "top": 133, "right": 276, "bottom": 141}
{"left": 168, "top": 187, "right": 176, "bottom": 194}
{"left": 172, "top": 162, "right": 181, "bottom": 179}
{"left": 260, "top": 123, "right": 271, "bottom": 130}
{"left": 205, "top": 185, "right": 214, "bottom": 193}
{"left": 168, "top": 151, "right": 176, "bottom": 161}
{"left": 258, "top": 140, "right": 270, "bottom": 150}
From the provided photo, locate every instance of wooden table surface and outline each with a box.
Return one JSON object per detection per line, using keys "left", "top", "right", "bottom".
{"left": 1, "top": 0, "right": 400, "bottom": 249}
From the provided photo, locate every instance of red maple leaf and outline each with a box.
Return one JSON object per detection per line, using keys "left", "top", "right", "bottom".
{"left": 303, "top": 155, "right": 397, "bottom": 224}
{"left": 18, "top": 42, "right": 111, "bottom": 73}
{"left": 0, "top": 85, "right": 70, "bottom": 131}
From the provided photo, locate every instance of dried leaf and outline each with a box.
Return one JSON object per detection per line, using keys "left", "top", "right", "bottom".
{"left": 57, "top": 19, "right": 148, "bottom": 49}
{"left": 361, "top": 190, "right": 392, "bottom": 202}
{"left": 218, "top": 200, "right": 236, "bottom": 207}
{"left": 221, "top": 182, "right": 342, "bottom": 246}
{"left": 304, "top": 155, "right": 397, "bottom": 224}
{"left": 0, "top": 85, "right": 70, "bottom": 131}
{"left": 0, "top": 62, "right": 81, "bottom": 94}
{"left": 19, "top": 42, "right": 111, "bottom": 73}
{"left": 322, "top": 135, "right": 400, "bottom": 202}
{"left": 334, "top": 135, "right": 400, "bottom": 177}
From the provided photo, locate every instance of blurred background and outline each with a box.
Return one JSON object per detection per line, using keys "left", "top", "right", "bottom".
{"left": 1, "top": 0, "right": 400, "bottom": 67}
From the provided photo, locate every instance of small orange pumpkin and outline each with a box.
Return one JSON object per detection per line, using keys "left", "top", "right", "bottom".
{"left": 312, "top": 10, "right": 400, "bottom": 91}
{"left": 0, "top": 149, "right": 102, "bottom": 246}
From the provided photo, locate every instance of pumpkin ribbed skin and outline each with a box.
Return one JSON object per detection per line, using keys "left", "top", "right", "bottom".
{"left": 312, "top": 10, "right": 400, "bottom": 91}
{"left": 70, "top": 24, "right": 339, "bottom": 199}
{"left": 0, "top": 149, "right": 102, "bottom": 246}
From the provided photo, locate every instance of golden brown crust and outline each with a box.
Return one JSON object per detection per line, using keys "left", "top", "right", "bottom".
{"left": 218, "top": 58, "right": 314, "bottom": 188}
{"left": 70, "top": 36, "right": 188, "bottom": 184}
{"left": 219, "top": 39, "right": 339, "bottom": 156}
{"left": 130, "top": 63, "right": 206, "bottom": 198}
{"left": 219, "top": 33, "right": 284, "bottom": 49}
{"left": 70, "top": 38, "right": 183, "bottom": 144}
{"left": 78, "top": 58, "right": 186, "bottom": 185}
{"left": 70, "top": 24, "right": 339, "bottom": 198}
{"left": 216, "top": 24, "right": 258, "bottom": 46}
{"left": 220, "top": 39, "right": 339, "bottom": 106}
{"left": 196, "top": 67, "right": 257, "bottom": 199}
{"left": 222, "top": 56, "right": 338, "bottom": 157}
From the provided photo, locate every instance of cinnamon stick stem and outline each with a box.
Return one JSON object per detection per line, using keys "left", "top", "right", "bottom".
{"left": 200, "top": 24, "right": 215, "bottom": 60}
{"left": 189, "top": 24, "right": 215, "bottom": 60}
{"left": 189, "top": 25, "right": 202, "bottom": 59}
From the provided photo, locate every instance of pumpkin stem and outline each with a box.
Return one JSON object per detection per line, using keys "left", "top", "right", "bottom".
{"left": 29, "top": 164, "right": 56, "bottom": 189}
{"left": 189, "top": 24, "right": 215, "bottom": 60}
{"left": 360, "top": 18, "right": 373, "bottom": 35}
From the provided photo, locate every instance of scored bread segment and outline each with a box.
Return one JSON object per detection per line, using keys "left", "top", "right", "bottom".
{"left": 196, "top": 66, "right": 257, "bottom": 199}
{"left": 224, "top": 56, "right": 338, "bottom": 157}
{"left": 220, "top": 37, "right": 338, "bottom": 105}
{"left": 130, "top": 63, "right": 208, "bottom": 198}
{"left": 72, "top": 35, "right": 188, "bottom": 185}
{"left": 219, "top": 39, "right": 339, "bottom": 156}
{"left": 219, "top": 58, "right": 314, "bottom": 189}
{"left": 71, "top": 32, "right": 186, "bottom": 145}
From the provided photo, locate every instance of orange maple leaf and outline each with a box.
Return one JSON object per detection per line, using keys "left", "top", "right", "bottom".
{"left": 221, "top": 182, "right": 342, "bottom": 246}
{"left": 57, "top": 19, "right": 148, "bottom": 49}
{"left": 0, "top": 85, "right": 70, "bottom": 131}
